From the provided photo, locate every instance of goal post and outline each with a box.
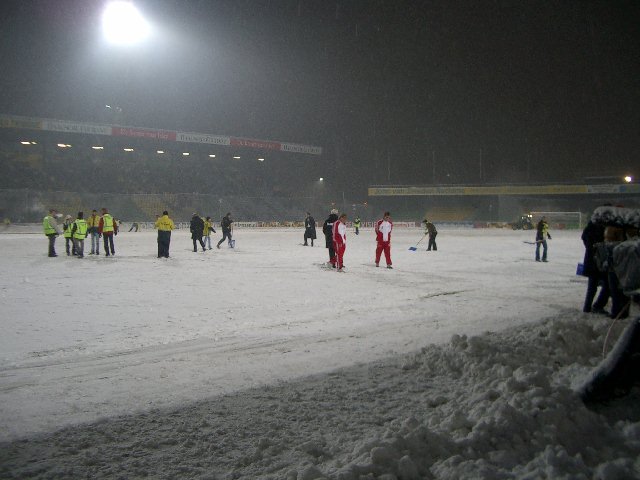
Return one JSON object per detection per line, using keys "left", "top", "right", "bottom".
{"left": 529, "top": 211, "right": 583, "bottom": 230}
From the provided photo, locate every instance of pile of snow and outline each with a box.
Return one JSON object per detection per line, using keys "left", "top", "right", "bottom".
{"left": 1, "top": 315, "right": 639, "bottom": 479}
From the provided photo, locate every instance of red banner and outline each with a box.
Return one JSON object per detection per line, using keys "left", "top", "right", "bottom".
{"left": 230, "top": 137, "right": 281, "bottom": 151}
{"left": 113, "top": 127, "right": 176, "bottom": 141}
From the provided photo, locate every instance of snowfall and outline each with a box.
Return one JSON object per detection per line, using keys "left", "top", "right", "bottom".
{"left": 0, "top": 225, "right": 639, "bottom": 480}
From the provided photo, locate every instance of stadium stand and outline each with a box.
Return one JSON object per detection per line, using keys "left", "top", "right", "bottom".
{"left": 424, "top": 206, "right": 477, "bottom": 222}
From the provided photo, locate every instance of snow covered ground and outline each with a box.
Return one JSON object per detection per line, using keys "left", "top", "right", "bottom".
{"left": 0, "top": 226, "right": 638, "bottom": 479}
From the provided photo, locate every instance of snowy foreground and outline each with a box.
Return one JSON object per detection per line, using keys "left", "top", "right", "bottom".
{"left": 1, "top": 227, "right": 639, "bottom": 479}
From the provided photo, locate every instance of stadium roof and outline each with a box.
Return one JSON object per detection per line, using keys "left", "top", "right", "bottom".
{"left": 0, "top": 113, "right": 322, "bottom": 156}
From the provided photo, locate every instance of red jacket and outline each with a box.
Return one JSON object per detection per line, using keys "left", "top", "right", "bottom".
{"left": 98, "top": 214, "right": 119, "bottom": 235}
{"left": 375, "top": 219, "right": 393, "bottom": 243}
{"left": 333, "top": 219, "right": 346, "bottom": 246}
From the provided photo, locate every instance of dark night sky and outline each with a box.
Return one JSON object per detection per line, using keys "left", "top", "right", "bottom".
{"left": 1, "top": 0, "right": 638, "bottom": 192}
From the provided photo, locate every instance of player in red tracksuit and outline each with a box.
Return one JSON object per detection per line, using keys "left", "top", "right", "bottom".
{"left": 375, "top": 211, "right": 393, "bottom": 268}
{"left": 332, "top": 213, "right": 347, "bottom": 271}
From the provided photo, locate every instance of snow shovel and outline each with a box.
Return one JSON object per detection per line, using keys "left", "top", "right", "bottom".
{"left": 409, "top": 234, "right": 427, "bottom": 251}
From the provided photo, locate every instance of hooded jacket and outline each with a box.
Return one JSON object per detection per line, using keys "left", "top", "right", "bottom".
{"left": 323, "top": 213, "right": 339, "bottom": 248}
{"left": 190, "top": 215, "right": 205, "bottom": 239}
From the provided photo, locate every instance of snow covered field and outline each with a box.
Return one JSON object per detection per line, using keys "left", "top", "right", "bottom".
{"left": 1, "top": 226, "right": 638, "bottom": 479}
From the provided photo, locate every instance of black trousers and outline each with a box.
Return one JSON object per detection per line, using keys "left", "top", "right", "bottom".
{"left": 157, "top": 230, "right": 171, "bottom": 258}
{"left": 427, "top": 233, "right": 437, "bottom": 251}
{"left": 217, "top": 230, "right": 232, "bottom": 247}
{"left": 583, "top": 273, "right": 610, "bottom": 312}
{"left": 103, "top": 234, "right": 115, "bottom": 255}
{"left": 327, "top": 245, "right": 335, "bottom": 263}
{"left": 193, "top": 236, "right": 205, "bottom": 251}
{"left": 303, "top": 233, "right": 315, "bottom": 245}
{"left": 47, "top": 234, "right": 57, "bottom": 256}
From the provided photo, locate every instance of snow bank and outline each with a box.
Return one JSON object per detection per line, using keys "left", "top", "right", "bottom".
{"left": 2, "top": 315, "right": 639, "bottom": 479}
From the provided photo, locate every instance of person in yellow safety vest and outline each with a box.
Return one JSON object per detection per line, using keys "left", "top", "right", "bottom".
{"left": 86, "top": 209, "right": 101, "bottom": 255}
{"left": 203, "top": 216, "right": 216, "bottom": 250}
{"left": 70, "top": 211, "right": 88, "bottom": 258}
{"left": 155, "top": 210, "right": 175, "bottom": 258}
{"left": 98, "top": 207, "right": 118, "bottom": 256}
{"left": 62, "top": 214, "right": 76, "bottom": 256}
{"left": 43, "top": 208, "right": 62, "bottom": 257}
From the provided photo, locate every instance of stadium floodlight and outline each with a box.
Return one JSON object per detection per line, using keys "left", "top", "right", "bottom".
{"left": 102, "top": 2, "right": 151, "bottom": 45}
{"left": 233, "top": 156, "right": 241, "bottom": 159}
{"left": 624, "top": 175, "right": 633, "bottom": 183}
{"left": 20, "top": 141, "right": 32, "bottom": 145}
{"left": 258, "top": 158, "right": 265, "bottom": 162}
{"left": 57, "top": 143, "right": 72, "bottom": 148}
{"left": 319, "top": 177, "right": 324, "bottom": 182}
{"left": 182, "top": 152, "right": 189, "bottom": 156}
{"left": 92, "top": 146, "right": 104, "bottom": 150}
{"left": 157, "top": 150, "right": 165, "bottom": 154}
{"left": 123, "top": 148, "right": 134, "bottom": 152}
{"left": 209, "top": 154, "right": 216, "bottom": 158}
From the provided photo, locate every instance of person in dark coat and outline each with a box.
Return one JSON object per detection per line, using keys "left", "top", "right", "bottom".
{"left": 423, "top": 219, "right": 438, "bottom": 251}
{"left": 303, "top": 212, "right": 316, "bottom": 246}
{"left": 581, "top": 220, "right": 610, "bottom": 314}
{"left": 604, "top": 224, "right": 630, "bottom": 319}
{"left": 217, "top": 212, "right": 233, "bottom": 248}
{"left": 190, "top": 213, "right": 206, "bottom": 252}
{"left": 322, "top": 209, "right": 339, "bottom": 266}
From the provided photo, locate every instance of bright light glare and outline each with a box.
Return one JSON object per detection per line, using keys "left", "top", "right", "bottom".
{"left": 233, "top": 156, "right": 241, "bottom": 159}
{"left": 624, "top": 175, "right": 633, "bottom": 183}
{"left": 20, "top": 141, "right": 31, "bottom": 145}
{"left": 258, "top": 158, "right": 265, "bottom": 162}
{"left": 103, "top": 2, "right": 150, "bottom": 45}
{"left": 209, "top": 154, "right": 216, "bottom": 158}
{"left": 182, "top": 152, "right": 190, "bottom": 156}
{"left": 92, "top": 146, "right": 104, "bottom": 150}
{"left": 124, "top": 148, "right": 134, "bottom": 152}
{"left": 319, "top": 177, "right": 324, "bottom": 182}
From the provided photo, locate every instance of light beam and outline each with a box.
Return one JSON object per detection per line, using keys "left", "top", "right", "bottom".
{"left": 102, "top": 2, "right": 150, "bottom": 45}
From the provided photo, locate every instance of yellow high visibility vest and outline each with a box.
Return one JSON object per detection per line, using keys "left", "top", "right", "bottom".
{"left": 73, "top": 219, "right": 88, "bottom": 239}
{"left": 102, "top": 214, "right": 114, "bottom": 233}
{"left": 43, "top": 215, "right": 56, "bottom": 235}
{"left": 63, "top": 221, "right": 73, "bottom": 238}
